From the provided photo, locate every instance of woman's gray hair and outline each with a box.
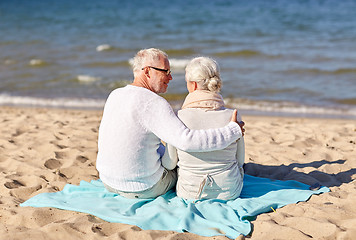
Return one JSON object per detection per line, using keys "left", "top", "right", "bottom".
{"left": 185, "top": 56, "right": 222, "bottom": 92}
{"left": 132, "top": 48, "right": 168, "bottom": 76}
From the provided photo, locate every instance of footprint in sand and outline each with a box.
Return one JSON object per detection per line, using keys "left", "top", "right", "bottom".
{"left": 4, "top": 179, "right": 25, "bottom": 189}
{"left": 44, "top": 158, "right": 63, "bottom": 169}
{"left": 10, "top": 185, "right": 42, "bottom": 201}
{"left": 53, "top": 121, "right": 68, "bottom": 127}
{"left": 91, "top": 226, "right": 107, "bottom": 237}
{"left": 50, "top": 141, "right": 68, "bottom": 150}
{"left": 56, "top": 144, "right": 68, "bottom": 149}
{"left": 76, "top": 155, "right": 89, "bottom": 163}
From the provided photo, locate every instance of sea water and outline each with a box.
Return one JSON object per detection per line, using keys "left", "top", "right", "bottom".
{"left": 1, "top": 0, "right": 355, "bottom": 118}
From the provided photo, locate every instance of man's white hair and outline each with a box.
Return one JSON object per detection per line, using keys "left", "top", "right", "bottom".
{"left": 132, "top": 48, "right": 168, "bottom": 77}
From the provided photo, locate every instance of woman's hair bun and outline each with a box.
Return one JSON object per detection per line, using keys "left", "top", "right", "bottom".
{"left": 185, "top": 56, "right": 222, "bottom": 92}
{"left": 207, "top": 76, "right": 221, "bottom": 92}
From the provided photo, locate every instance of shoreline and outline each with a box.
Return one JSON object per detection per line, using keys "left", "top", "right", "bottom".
{"left": 1, "top": 100, "right": 356, "bottom": 121}
{"left": 1, "top": 106, "right": 355, "bottom": 239}
{"left": 1, "top": 91, "right": 355, "bottom": 121}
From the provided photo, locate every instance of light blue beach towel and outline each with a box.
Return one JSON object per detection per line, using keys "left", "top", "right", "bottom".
{"left": 21, "top": 175, "right": 329, "bottom": 239}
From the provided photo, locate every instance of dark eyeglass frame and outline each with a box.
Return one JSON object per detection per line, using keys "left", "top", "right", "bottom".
{"left": 142, "top": 66, "right": 171, "bottom": 76}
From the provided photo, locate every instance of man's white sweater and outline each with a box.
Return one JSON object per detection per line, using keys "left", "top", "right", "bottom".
{"left": 96, "top": 85, "right": 242, "bottom": 192}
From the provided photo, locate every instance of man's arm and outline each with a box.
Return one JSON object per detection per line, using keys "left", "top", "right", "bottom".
{"left": 142, "top": 97, "right": 243, "bottom": 152}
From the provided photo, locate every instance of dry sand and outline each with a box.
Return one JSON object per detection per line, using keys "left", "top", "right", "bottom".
{"left": 0, "top": 106, "right": 355, "bottom": 240}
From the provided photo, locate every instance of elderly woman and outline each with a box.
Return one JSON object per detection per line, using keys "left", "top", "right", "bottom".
{"left": 164, "top": 57, "right": 245, "bottom": 200}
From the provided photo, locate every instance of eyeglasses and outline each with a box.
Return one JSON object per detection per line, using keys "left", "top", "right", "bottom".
{"left": 142, "top": 66, "right": 171, "bottom": 76}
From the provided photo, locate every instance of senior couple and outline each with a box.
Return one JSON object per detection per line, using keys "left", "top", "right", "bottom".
{"left": 96, "top": 48, "right": 245, "bottom": 200}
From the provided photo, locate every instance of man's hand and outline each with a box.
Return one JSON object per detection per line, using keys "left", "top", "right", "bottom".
{"left": 230, "top": 109, "right": 245, "bottom": 136}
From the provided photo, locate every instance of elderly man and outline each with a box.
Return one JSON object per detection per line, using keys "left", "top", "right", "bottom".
{"left": 96, "top": 48, "right": 244, "bottom": 199}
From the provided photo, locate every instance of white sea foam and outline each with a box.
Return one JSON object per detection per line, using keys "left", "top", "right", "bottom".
{"left": 169, "top": 58, "right": 190, "bottom": 69}
{"left": 0, "top": 94, "right": 105, "bottom": 109}
{"left": 96, "top": 44, "right": 113, "bottom": 52}
{"left": 77, "top": 75, "right": 102, "bottom": 83}
{"left": 4, "top": 59, "right": 16, "bottom": 65}
{"left": 1, "top": 93, "right": 354, "bottom": 119}
{"left": 225, "top": 98, "right": 356, "bottom": 119}
{"left": 127, "top": 58, "right": 189, "bottom": 70}
{"left": 29, "top": 59, "right": 45, "bottom": 66}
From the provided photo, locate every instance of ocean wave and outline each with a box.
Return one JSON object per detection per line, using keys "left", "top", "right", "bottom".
{"left": 332, "top": 68, "right": 356, "bottom": 75}
{"left": 84, "top": 61, "right": 130, "bottom": 68}
{"left": 4, "top": 59, "right": 16, "bottom": 65}
{"left": 213, "top": 50, "right": 268, "bottom": 58}
{"left": 95, "top": 44, "right": 134, "bottom": 53}
{"left": 225, "top": 98, "right": 356, "bottom": 119}
{"left": 169, "top": 58, "right": 190, "bottom": 69}
{"left": 96, "top": 44, "right": 113, "bottom": 52}
{"left": 29, "top": 59, "right": 47, "bottom": 67}
{"left": 164, "top": 48, "right": 196, "bottom": 56}
{"left": 128, "top": 58, "right": 189, "bottom": 69}
{"left": 0, "top": 94, "right": 105, "bottom": 109}
{"left": 334, "top": 98, "right": 356, "bottom": 105}
{"left": 0, "top": 93, "right": 355, "bottom": 119}
{"left": 285, "top": 68, "right": 356, "bottom": 75}
{"left": 77, "top": 75, "right": 102, "bottom": 83}
{"left": 163, "top": 93, "right": 356, "bottom": 118}
{"left": 0, "top": 41, "right": 17, "bottom": 46}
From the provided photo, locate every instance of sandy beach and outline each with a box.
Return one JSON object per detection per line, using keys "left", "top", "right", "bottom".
{"left": 0, "top": 106, "right": 355, "bottom": 240}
